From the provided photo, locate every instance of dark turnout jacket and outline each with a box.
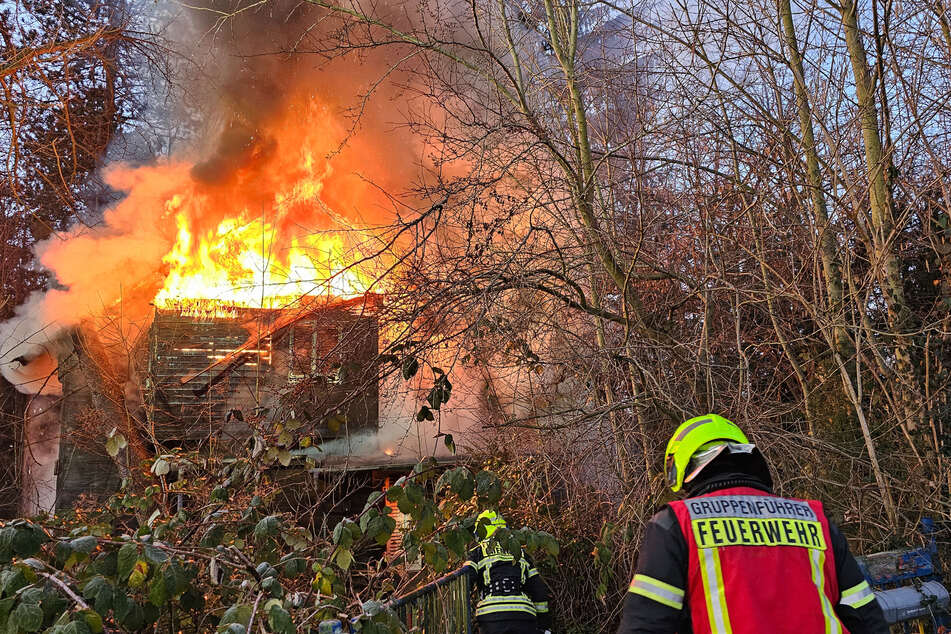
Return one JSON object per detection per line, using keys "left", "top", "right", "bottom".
{"left": 617, "top": 477, "right": 889, "bottom": 634}
{"left": 463, "top": 540, "right": 552, "bottom": 629}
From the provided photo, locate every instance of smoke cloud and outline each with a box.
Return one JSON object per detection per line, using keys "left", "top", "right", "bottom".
{"left": 1, "top": 0, "right": 484, "bottom": 465}
{"left": 0, "top": 0, "right": 422, "bottom": 392}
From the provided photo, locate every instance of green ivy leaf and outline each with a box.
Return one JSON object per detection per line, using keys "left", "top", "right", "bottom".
{"left": 60, "top": 620, "right": 93, "bottom": 634}
{"left": 335, "top": 548, "right": 353, "bottom": 571}
{"left": 105, "top": 433, "right": 127, "bottom": 457}
{"left": 261, "top": 577, "right": 283, "bottom": 599}
{"left": 69, "top": 536, "right": 97, "bottom": 554}
{"left": 415, "top": 406, "right": 435, "bottom": 422}
{"left": 421, "top": 541, "right": 449, "bottom": 572}
{"left": 426, "top": 386, "right": 443, "bottom": 410}
{"left": 281, "top": 557, "right": 306, "bottom": 578}
{"left": 128, "top": 560, "right": 148, "bottom": 589}
{"left": 363, "top": 490, "right": 383, "bottom": 511}
{"left": 79, "top": 609, "right": 104, "bottom": 633}
{"left": 11, "top": 602, "right": 43, "bottom": 632}
{"left": 476, "top": 471, "right": 502, "bottom": 505}
{"left": 450, "top": 469, "right": 475, "bottom": 500}
{"left": 82, "top": 576, "right": 113, "bottom": 614}
{"left": 219, "top": 604, "right": 252, "bottom": 630}
{"left": 442, "top": 527, "right": 470, "bottom": 558}
{"left": 210, "top": 487, "right": 229, "bottom": 502}
{"left": 396, "top": 493, "right": 415, "bottom": 515}
{"left": 1, "top": 567, "right": 29, "bottom": 596}
{"left": 143, "top": 545, "right": 168, "bottom": 565}
{"left": 112, "top": 592, "right": 133, "bottom": 623}
{"left": 12, "top": 524, "right": 46, "bottom": 557}
{"left": 253, "top": 516, "right": 281, "bottom": 541}
{"left": 267, "top": 605, "right": 295, "bottom": 634}
{"left": 0, "top": 527, "right": 16, "bottom": 562}
{"left": 401, "top": 357, "right": 419, "bottom": 379}
{"left": 0, "top": 596, "right": 14, "bottom": 620}
{"left": 385, "top": 485, "right": 403, "bottom": 503}
{"left": 332, "top": 519, "right": 360, "bottom": 549}
{"left": 255, "top": 562, "right": 276, "bottom": 579}
{"left": 116, "top": 543, "right": 137, "bottom": 581}
{"left": 404, "top": 482, "right": 424, "bottom": 505}
{"left": 19, "top": 586, "right": 43, "bottom": 605}
{"left": 148, "top": 569, "right": 167, "bottom": 606}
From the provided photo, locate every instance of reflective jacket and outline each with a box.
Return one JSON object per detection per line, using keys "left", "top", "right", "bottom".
{"left": 617, "top": 483, "right": 888, "bottom": 634}
{"left": 463, "top": 540, "right": 552, "bottom": 628}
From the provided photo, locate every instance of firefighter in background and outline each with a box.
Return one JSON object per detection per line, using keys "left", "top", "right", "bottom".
{"left": 462, "top": 510, "right": 552, "bottom": 634}
{"left": 617, "top": 414, "right": 889, "bottom": 634}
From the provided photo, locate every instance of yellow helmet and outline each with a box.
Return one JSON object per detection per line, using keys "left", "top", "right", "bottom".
{"left": 476, "top": 510, "right": 507, "bottom": 539}
{"left": 665, "top": 414, "right": 749, "bottom": 493}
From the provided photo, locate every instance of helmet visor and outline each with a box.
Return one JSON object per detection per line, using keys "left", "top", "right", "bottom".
{"left": 665, "top": 453, "right": 678, "bottom": 488}
{"left": 684, "top": 442, "right": 756, "bottom": 485}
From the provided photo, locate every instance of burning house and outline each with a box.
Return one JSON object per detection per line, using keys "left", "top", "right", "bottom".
{"left": 50, "top": 295, "right": 384, "bottom": 510}
{"left": 146, "top": 296, "right": 381, "bottom": 447}
{"left": 2, "top": 22, "right": 466, "bottom": 515}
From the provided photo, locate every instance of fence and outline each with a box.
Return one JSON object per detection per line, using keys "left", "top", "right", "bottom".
{"left": 388, "top": 567, "right": 473, "bottom": 634}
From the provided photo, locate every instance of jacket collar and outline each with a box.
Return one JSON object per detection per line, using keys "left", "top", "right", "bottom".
{"left": 687, "top": 472, "right": 773, "bottom": 497}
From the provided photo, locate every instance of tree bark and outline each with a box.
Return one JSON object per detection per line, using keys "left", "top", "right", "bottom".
{"left": 839, "top": 0, "right": 920, "bottom": 432}
{"left": 779, "top": 0, "right": 847, "bottom": 358}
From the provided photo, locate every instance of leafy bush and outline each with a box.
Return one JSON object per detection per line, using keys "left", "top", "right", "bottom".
{"left": 0, "top": 452, "right": 557, "bottom": 632}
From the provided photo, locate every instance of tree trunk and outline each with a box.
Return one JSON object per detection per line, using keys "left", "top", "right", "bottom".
{"left": 779, "top": 0, "right": 848, "bottom": 358}
{"left": 839, "top": 0, "right": 920, "bottom": 432}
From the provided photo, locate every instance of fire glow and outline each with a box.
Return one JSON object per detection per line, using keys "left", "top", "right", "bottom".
{"left": 148, "top": 97, "right": 381, "bottom": 312}
{"left": 153, "top": 214, "right": 370, "bottom": 310}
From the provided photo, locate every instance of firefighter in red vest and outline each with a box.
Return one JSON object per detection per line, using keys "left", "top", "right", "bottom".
{"left": 617, "top": 414, "right": 889, "bottom": 633}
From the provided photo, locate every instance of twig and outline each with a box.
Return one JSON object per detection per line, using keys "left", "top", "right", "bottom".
{"left": 40, "top": 572, "right": 114, "bottom": 632}
{"left": 248, "top": 591, "right": 263, "bottom": 633}
{"left": 39, "top": 572, "right": 89, "bottom": 609}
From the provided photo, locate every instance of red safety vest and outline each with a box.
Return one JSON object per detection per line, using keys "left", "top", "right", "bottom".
{"left": 669, "top": 486, "right": 847, "bottom": 634}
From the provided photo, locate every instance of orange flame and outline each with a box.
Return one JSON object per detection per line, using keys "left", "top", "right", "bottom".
{"left": 150, "top": 96, "right": 384, "bottom": 312}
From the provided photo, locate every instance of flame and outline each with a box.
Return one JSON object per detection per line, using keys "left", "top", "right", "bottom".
{"left": 153, "top": 216, "right": 370, "bottom": 310}
{"left": 149, "top": 96, "right": 383, "bottom": 312}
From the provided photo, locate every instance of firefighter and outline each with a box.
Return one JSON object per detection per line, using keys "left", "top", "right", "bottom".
{"left": 617, "top": 414, "right": 889, "bottom": 634}
{"left": 462, "top": 510, "right": 552, "bottom": 634}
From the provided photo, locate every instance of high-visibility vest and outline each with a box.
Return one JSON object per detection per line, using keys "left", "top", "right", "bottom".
{"left": 669, "top": 486, "right": 847, "bottom": 633}
{"left": 464, "top": 541, "right": 540, "bottom": 620}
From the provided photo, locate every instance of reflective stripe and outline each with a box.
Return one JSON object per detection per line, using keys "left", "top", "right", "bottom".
{"left": 675, "top": 418, "right": 712, "bottom": 441}
{"left": 534, "top": 601, "right": 549, "bottom": 613}
{"left": 809, "top": 549, "right": 843, "bottom": 634}
{"left": 840, "top": 580, "right": 876, "bottom": 609}
{"left": 628, "top": 574, "right": 685, "bottom": 610}
{"left": 477, "top": 552, "right": 515, "bottom": 585}
{"left": 475, "top": 594, "right": 536, "bottom": 616}
{"left": 476, "top": 595, "right": 534, "bottom": 606}
{"left": 698, "top": 547, "right": 732, "bottom": 633}
{"left": 476, "top": 554, "right": 515, "bottom": 568}
{"left": 475, "top": 603, "right": 536, "bottom": 616}
{"left": 526, "top": 567, "right": 539, "bottom": 579}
